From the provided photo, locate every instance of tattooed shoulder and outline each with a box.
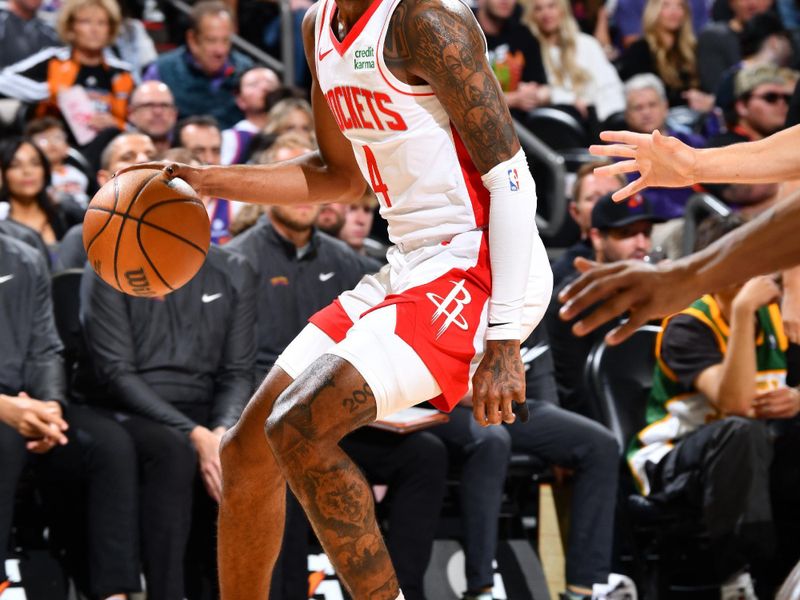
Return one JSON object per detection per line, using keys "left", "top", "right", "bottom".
{"left": 387, "top": 0, "right": 518, "bottom": 172}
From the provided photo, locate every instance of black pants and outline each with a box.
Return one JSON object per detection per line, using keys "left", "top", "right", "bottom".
{"left": 270, "top": 428, "right": 448, "bottom": 600}
{"left": 112, "top": 412, "right": 199, "bottom": 600}
{"left": 0, "top": 405, "right": 140, "bottom": 598}
{"left": 647, "top": 416, "right": 775, "bottom": 578}
{"left": 432, "top": 399, "right": 619, "bottom": 590}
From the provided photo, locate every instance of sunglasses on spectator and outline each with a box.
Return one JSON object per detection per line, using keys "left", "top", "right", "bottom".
{"left": 130, "top": 102, "right": 177, "bottom": 112}
{"left": 749, "top": 92, "right": 792, "bottom": 105}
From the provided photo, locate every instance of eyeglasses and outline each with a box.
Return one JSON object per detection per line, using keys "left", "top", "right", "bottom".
{"left": 749, "top": 92, "right": 792, "bottom": 105}
{"left": 130, "top": 102, "right": 177, "bottom": 112}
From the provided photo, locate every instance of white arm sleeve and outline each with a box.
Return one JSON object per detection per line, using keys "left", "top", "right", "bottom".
{"left": 481, "top": 148, "right": 538, "bottom": 341}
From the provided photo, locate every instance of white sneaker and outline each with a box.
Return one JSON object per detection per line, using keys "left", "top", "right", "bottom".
{"left": 720, "top": 571, "right": 758, "bottom": 600}
{"left": 592, "top": 573, "right": 638, "bottom": 600}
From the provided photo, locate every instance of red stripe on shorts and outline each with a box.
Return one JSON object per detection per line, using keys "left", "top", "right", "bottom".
{"left": 308, "top": 298, "right": 354, "bottom": 343}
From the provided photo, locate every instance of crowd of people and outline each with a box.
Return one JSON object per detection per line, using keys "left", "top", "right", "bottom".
{"left": 1, "top": 0, "right": 800, "bottom": 598}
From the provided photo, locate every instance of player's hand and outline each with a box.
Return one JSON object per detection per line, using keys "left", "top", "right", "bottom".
{"left": 589, "top": 130, "right": 697, "bottom": 201}
{"left": 0, "top": 393, "right": 69, "bottom": 444}
{"left": 114, "top": 162, "right": 206, "bottom": 194}
{"left": 753, "top": 387, "right": 800, "bottom": 419}
{"left": 558, "top": 257, "right": 701, "bottom": 345}
{"left": 472, "top": 340, "right": 526, "bottom": 427}
{"left": 190, "top": 425, "right": 224, "bottom": 503}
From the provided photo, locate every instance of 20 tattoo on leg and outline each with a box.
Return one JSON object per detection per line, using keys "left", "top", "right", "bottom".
{"left": 268, "top": 359, "right": 397, "bottom": 599}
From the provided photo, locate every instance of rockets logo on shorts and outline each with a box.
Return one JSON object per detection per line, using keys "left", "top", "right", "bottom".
{"left": 426, "top": 279, "right": 472, "bottom": 338}
{"left": 508, "top": 168, "right": 520, "bottom": 191}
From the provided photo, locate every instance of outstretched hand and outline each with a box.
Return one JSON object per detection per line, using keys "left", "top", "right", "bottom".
{"left": 472, "top": 340, "right": 527, "bottom": 426}
{"left": 558, "top": 256, "right": 701, "bottom": 344}
{"left": 589, "top": 130, "right": 697, "bottom": 201}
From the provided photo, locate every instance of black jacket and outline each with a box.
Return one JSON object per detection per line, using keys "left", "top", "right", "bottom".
{"left": 0, "top": 233, "right": 65, "bottom": 403}
{"left": 80, "top": 245, "right": 257, "bottom": 433}
{"left": 226, "top": 218, "right": 374, "bottom": 373}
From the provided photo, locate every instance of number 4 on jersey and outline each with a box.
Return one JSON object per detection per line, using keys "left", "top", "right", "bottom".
{"left": 363, "top": 145, "right": 391, "bottom": 207}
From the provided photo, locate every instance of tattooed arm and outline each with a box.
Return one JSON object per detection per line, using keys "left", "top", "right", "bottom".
{"left": 389, "top": 0, "right": 534, "bottom": 426}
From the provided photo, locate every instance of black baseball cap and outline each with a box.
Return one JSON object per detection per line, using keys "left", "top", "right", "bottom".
{"left": 591, "top": 192, "right": 665, "bottom": 230}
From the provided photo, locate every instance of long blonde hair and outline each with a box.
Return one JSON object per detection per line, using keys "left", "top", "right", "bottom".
{"left": 523, "top": 0, "right": 591, "bottom": 95}
{"left": 642, "top": 0, "right": 697, "bottom": 89}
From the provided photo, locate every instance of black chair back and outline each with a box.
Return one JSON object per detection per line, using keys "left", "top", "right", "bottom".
{"left": 51, "top": 269, "right": 85, "bottom": 380}
{"left": 585, "top": 325, "right": 661, "bottom": 451}
{"left": 523, "top": 107, "right": 588, "bottom": 152}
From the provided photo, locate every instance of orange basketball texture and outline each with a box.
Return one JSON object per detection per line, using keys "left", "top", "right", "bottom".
{"left": 83, "top": 169, "right": 210, "bottom": 297}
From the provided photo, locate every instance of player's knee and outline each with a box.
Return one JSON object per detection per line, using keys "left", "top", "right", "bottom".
{"left": 264, "top": 389, "right": 305, "bottom": 456}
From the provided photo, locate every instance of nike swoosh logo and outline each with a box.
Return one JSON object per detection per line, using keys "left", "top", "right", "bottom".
{"left": 202, "top": 293, "right": 222, "bottom": 303}
{"left": 319, "top": 272, "right": 335, "bottom": 282}
{"left": 318, "top": 48, "right": 334, "bottom": 61}
{"left": 487, "top": 321, "right": 511, "bottom": 328}
{"left": 521, "top": 343, "right": 549, "bottom": 364}
{"left": 0, "top": 275, "right": 14, "bottom": 284}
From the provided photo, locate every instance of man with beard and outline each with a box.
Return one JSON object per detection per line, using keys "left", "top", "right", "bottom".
{"left": 546, "top": 192, "right": 662, "bottom": 417}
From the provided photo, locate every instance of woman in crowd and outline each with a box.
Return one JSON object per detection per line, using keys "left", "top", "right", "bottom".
{"left": 525, "top": 0, "right": 625, "bottom": 125}
{"left": 0, "top": 0, "right": 135, "bottom": 137}
{"left": 0, "top": 138, "right": 84, "bottom": 252}
{"left": 263, "top": 98, "right": 314, "bottom": 141}
{"left": 618, "top": 0, "right": 714, "bottom": 111}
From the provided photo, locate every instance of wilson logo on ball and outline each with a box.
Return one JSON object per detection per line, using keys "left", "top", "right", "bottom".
{"left": 125, "top": 268, "right": 153, "bottom": 296}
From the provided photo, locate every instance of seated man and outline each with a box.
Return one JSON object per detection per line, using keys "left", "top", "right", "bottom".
{"left": 0, "top": 232, "right": 139, "bottom": 599}
{"left": 80, "top": 243, "right": 257, "bottom": 600}
{"left": 431, "top": 325, "right": 625, "bottom": 600}
{"left": 628, "top": 215, "right": 800, "bottom": 597}
{"left": 547, "top": 192, "right": 663, "bottom": 417}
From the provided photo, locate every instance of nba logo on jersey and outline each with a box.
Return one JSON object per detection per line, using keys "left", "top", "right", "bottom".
{"left": 508, "top": 168, "right": 519, "bottom": 191}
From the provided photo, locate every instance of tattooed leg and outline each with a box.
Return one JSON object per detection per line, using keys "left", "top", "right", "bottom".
{"left": 265, "top": 354, "right": 401, "bottom": 600}
{"left": 218, "top": 367, "right": 293, "bottom": 600}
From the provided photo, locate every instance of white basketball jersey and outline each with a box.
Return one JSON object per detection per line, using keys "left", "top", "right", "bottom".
{"left": 314, "top": 0, "right": 489, "bottom": 248}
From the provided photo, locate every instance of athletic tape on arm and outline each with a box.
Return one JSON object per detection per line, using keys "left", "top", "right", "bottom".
{"left": 481, "top": 149, "right": 537, "bottom": 341}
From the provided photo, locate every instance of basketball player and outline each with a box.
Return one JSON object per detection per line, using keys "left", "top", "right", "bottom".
{"left": 122, "top": 0, "right": 553, "bottom": 596}
{"left": 559, "top": 126, "right": 800, "bottom": 345}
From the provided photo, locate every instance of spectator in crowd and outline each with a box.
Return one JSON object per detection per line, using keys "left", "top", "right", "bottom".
{"left": 315, "top": 202, "right": 347, "bottom": 237}
{"left": 623, "top": 74, "right": 706, "bottom": 229}
{"left": 546, "top": 192, "right": 663, "bottom": 417}
{"left": 0, "top": 218, "right": 49, "bottom": 264}
{"left": 704, "top": 64, "right": 796, "bottom": 214}
{"left": 221, "top": 67, "right": 281, "bottom": 165}
{"left": 476, "top": 0, "right": 550, "bottom": 114}
{"left": 226, "top": 181, "right": 446, "bottom": 600}
{"left": 432, "top": 323, "right": 626, "bottom": 600}
{"left": 263, "top": 97, "right": 314, "bottom": 141}
{"left": 0, "top": 0, "right": 60, "bottom": 69}
{"left": 550, "top": 161, "right": 625, "bottom": 286}
{"left": 613, "top": 0, "right": 709, "bottom": 47}
{"left": 627, "top": 214, "right": 800, "bottom": 598}
{"left": 337, "top": 191, "right": 387, "bottom": 265}
{"left": 56, "top": 132, "right": 155, "bottom": 269}
{"left": 618, "top": 0, "right": 714, "bottom": 110}
{"left": 127, "top": 81, "right": 178, "bottom": 154}
{"left": 81, "top": 243, "right": 257, "bottom": 600}
{"left": 0, "top": 232, "right": 140, "bottom": 599}
{"left": 143, "top": 0, "right": 254, "bottom": 129}
{"left": 175, "top": 115, "right": 240, "bottom": 244}
{"left": 525, "top": 0, "right": 625, "bottom": 125}
{"left": 25, "top": 117, "right": 90, "bottom": 207}
{"left": 714, "top": 12, "right": 793, "bottom": 115}
{"left": 0, "top": 138, "right": 84, "bottom": 255}
{"left": 696, "top": 0, "right": 773, "bottom": 93}
{"left": 0, "top": 0, "right": 135, "bottom": 134}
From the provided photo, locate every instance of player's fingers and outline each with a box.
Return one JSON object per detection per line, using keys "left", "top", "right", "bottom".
{"left": 472, "top": 384, "right": 489, "bottom": 427}
{"left": 486, "top": 392, "right": 503, "bottom": 426}
{"left": 611, "top": 178, "right": 647, "bottom": 202}
{"left": 589, "top": 144, "right": 637, "bottom": 161}
{"left": 572, "top": 289, "right": 641, "bottom": 337}
{"left": 113, "top": 161, "right": 169, "bottom": 178}
{"left": 499, "top": 394, "right": 516, "bottom": 425}
{"left": 604, "top": 312, "right": 649, "bottom": 345}
{"left": 599, "top": 130, "right": 649, "bottom": 146}
{"left": 593, "top": 160, "right": 640, "bottom": 179}
{"left": 573, "top": 256, "right": 598, "bottom": 275}
{"left": 559, "top": 265, "right": 628, "bottom": 319}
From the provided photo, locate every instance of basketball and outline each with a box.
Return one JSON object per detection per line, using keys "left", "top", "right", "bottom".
{"left": 83, "top": 168, "right": 211, "bottom": 297}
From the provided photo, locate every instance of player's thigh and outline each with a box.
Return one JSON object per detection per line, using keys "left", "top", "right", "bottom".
{"left": 327, "top": 304, "right": 442, "bottom": 421}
